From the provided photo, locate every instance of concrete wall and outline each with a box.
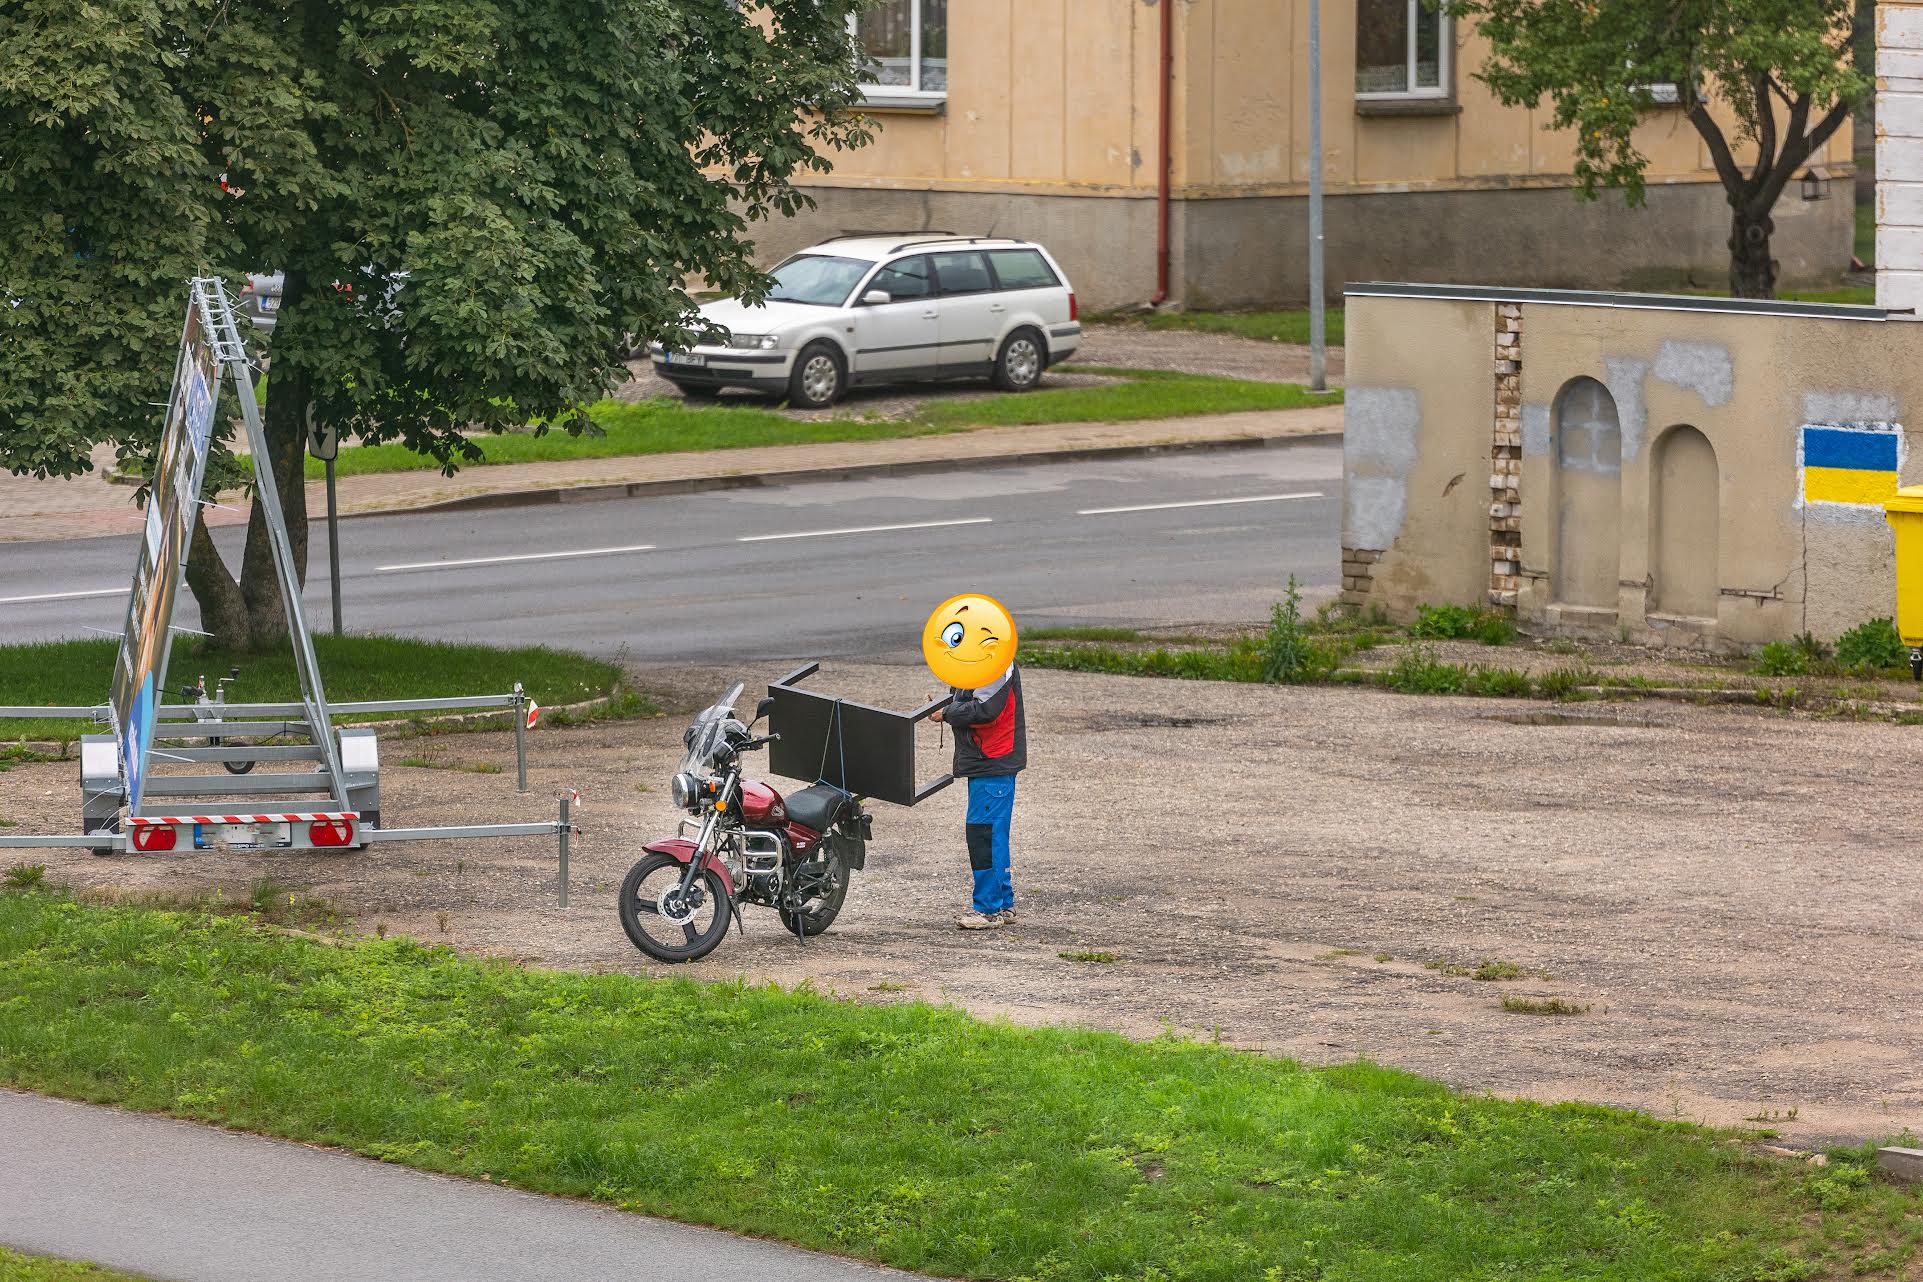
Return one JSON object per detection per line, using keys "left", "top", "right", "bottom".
{"left": 764, "top": 182, "right": 1855, "bottom": 313}
{"left": 1342, "top": 289, "right": 1923, "bottom": 651}
{"left": 773, "top": 0, "right": 1856, "bottom": 307}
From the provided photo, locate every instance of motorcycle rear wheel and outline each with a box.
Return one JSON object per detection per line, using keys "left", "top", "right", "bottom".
{"left": 778, "top": 850, "right": 850, "bottom": 939}
{"left": 619, "top": 852, "right": 731, "bottom": 963}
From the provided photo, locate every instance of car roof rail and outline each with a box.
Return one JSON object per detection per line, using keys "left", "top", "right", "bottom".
{"left": 814, "top": 229, "right": 957, "bottom": 244}
{"left": 889, "top": 235, "right": 1029, "bottom": 253}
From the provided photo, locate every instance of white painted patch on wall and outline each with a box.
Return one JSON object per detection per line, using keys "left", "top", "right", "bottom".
{"left": 1801, "top": 391, "right": 1903, "bottom": 426}
{"left": 1604, "top": 356, "right": 1651, "bottom": 460}
{"left": 1520, "top": 403, "right": 1550, "bottom": 457}
{"left": 1342, "top": 385, "right": 1420, "bottom": 551}
{"left": 1653, "top": 340, "right": 1734, "bottom": 408}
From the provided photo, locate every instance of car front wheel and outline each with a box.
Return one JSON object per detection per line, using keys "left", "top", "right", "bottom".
{"left": 992, "top": 328, "right": 1046, "bottom": 392}
{"left": 788, "top": 342, "right": 845, "bottom": 409}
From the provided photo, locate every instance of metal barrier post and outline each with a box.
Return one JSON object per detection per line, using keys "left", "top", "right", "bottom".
{"left": 514, "top": 683, "right": 528, "bottom": 794}
{"left": 557, "top": 791, "right": 571, "bottom": 908}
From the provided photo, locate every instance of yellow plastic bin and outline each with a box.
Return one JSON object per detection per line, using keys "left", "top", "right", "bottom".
{"left": 1884, "top": 487, "right": 1923, "bottom": 673}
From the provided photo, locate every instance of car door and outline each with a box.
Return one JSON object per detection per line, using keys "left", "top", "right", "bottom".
{"left": 929, "top": 251, "right": 1002, "bottom": 374}
{"left": 849, "top": 255, "right": 939, "bottom": 381}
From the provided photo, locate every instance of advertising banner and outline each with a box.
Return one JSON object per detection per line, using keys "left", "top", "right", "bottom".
{"left": 110, "top": 299, "right": 222, "bottom": 812}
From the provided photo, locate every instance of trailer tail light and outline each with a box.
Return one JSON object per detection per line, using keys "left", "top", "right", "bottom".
{"left": 132, "top": 824, "right": 178, "bottom": 852}
{"left": 1068, "top": 291, "right": 1078, "bottom": 321}
{"left": 309, "top": 818, "right": 355, "bottom": 848}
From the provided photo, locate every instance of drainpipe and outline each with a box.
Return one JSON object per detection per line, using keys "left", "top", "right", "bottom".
{"left": 1151, "top": 0, "right": 1174, "bottom": 305}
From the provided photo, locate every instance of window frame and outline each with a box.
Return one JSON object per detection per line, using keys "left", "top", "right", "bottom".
{"left": 860, "top": 254, "right": 936, "bottom": 305}
{"left": 984, "top": 248, "right": 1063, "bottom": 293}
{"left": 927, "top": 250, "right": 995, "bottom": 297}
{"left": 849, "top": 0, "right": 947, "bottom": 105}
{"left": 1354, "top": 0, "right": 1452, "bottom": 103}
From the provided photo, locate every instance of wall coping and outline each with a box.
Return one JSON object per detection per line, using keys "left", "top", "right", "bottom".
{"left": 1343, "top": 282, "right": 1896, "bottom": 322}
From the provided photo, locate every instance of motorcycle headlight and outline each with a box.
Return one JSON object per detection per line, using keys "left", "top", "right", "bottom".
{"left": 670, "top": 772, "right": 699, "bottom": 809}
{"left": 726, "top": 333, "right": 780, "bottom": 350}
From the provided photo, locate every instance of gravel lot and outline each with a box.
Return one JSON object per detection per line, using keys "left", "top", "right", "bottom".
{"left": 6, "top": 658, "right": 1910, "bottom": 1147}
{"left": 611, "top": 323, "right": 1340, "bottom": 411}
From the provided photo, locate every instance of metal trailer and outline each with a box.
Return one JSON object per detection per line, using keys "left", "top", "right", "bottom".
{"left": 0, "top": 278, "right": 579, "bottom": 897}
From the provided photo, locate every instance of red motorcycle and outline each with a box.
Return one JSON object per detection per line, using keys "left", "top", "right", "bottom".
{"left": 618, "top": 682, "right": 871, "bottom": 962}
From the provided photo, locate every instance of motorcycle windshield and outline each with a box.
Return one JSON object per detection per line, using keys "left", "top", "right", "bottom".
{"left": 678, "top": 681, "right": 746, "bottom": 775}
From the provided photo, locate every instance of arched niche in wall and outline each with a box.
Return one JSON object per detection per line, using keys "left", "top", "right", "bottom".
{"left": 1649, "top": 424, "right": 1720, "bottom": 619}
{"left": 1550, "top": 376, "right": 1622, "bottom": 609}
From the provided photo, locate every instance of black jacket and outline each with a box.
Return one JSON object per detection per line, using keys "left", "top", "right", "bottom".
{"left": 945, "top": 665, "right": 1026, "bottom": 778}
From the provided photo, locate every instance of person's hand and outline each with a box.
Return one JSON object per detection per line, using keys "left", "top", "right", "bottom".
{"left": 929, "top": 705, "right": 944, "bottom": 724}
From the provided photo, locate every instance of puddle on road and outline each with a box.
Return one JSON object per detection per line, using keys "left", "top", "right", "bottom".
{"left": 1477, "top": 710, "right": 1648, "bottom": 728}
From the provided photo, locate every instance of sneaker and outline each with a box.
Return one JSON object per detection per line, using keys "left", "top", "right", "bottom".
{"left": 992, "top": 907, "right": 1019, "bottom": 924}
{"left": 956, "top": 911, "right": 1004, "bottom": 931}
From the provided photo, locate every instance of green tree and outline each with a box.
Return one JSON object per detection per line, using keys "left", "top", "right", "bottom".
{"left": 1447, "top": 0, "right": 1870, "bottom": 298}
{"left": 0, "top": 0, "right": 869, "bottom": 647}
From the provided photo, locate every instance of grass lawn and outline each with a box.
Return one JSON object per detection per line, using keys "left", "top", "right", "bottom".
{"left": 303, "top": 370, "right": 1339, "bottom": 481}
{"left": 1138, "top": 307, "right": 1347, "bottom": 348}
{"left": 0, "top": 1248, "right": 145, "bottom": 1282}
{"left": 0, "top": 891, "right": 1917, "bottom": 1281}
{"left": 0, "top": 635, "right": 642, "bottom": 747}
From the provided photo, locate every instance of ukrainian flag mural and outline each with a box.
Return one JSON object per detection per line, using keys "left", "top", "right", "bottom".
{"left": 1801, "top": 425, "right": 1902, "bottom": 508}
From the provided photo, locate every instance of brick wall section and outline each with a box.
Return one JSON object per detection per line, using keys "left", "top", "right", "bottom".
{"left": 1489, "top": 303, "right": 1523, "bottom": 608}
{"left": 1340, "top": 548, "right": 1378, "bottom": 608}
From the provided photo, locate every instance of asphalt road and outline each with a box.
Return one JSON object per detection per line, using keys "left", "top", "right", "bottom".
{"left": 0, "top": 1090, "right": 919, "bottom": 1282}
{"left": 0, "top": 447, "right": 1340, "bottom": 660}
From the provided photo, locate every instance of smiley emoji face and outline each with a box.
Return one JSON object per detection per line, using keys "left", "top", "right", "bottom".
{"left": 922, "top": 593, "right": 1017, "bottom": 689}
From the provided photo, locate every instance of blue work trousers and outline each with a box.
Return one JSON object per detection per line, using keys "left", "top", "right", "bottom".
{"left": 965, "top": 775, "right": 1016, "bottom": 915}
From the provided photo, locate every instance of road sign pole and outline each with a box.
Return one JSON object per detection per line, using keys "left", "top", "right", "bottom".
{"left": 325, "top": 456, "right": 342, "bottom": 636}
{"left": 1307, "top": 0, "right": 1327, "bottom": 393}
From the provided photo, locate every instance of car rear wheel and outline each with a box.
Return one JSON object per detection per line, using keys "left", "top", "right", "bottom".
{"left": 992, "top": 328, "right": 1046, "bottom": 392}
{"left": 787, "top": 342, "right": 845, "bottom": 410}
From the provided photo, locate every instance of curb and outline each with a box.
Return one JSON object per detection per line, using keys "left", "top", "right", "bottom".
{"left": 383, "top": 429, "right": 1343, "bottom": 518}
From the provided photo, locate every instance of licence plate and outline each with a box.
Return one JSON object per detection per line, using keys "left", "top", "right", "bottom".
{"left": 195, "top": 821, "right": 291, "bottom": 850}
{"left": 662, "top": 351, "right": 707, "bottom": 367}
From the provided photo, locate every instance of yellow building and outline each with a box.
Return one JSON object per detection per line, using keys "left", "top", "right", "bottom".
{"left": 761, "top": 0, "right": 1856, "bottom": 311}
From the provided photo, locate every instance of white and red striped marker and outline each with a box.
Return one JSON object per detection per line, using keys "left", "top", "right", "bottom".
{"left": 526, "top": 700, "right": 541, "bottom": 730}
{"left": 129, "top": 813, "right": 360, "bottom": 826}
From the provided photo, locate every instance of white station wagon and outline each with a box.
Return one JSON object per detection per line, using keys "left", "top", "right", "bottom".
{"left": 649, "top": 234, "right": 1083, "bottom": 409}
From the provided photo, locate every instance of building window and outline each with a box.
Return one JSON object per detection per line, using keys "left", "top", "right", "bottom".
{"left": 853, "top": 0, "right": 947, "bottom": 101}
{"left": 1355, "top": 0, "right": 1449, "bottom": 99}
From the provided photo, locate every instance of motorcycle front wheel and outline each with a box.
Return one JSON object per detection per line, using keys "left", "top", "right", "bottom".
{"left": 778, "top": 849, "right": 850, "bottom": 939}
{"left": 619, "top": 851, "right": 731, "bottom": 963}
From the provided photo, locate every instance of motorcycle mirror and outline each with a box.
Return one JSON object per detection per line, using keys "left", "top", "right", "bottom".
{"left": 755, "top": 696, "right": 775, "bottom": 722}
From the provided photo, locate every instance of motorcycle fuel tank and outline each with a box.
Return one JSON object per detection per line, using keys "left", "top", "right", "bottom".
{"left": 738, "top": 779, "right": 785, "bottom": 825}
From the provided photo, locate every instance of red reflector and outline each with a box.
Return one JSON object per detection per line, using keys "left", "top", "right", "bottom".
{"left": 308, "top": 818, "right": 355, "bottom": 848}
{"left": 1068, "top": 292, "right": 1078, "bottom": 321}
{"left": 132, "top": 824, "right": 178, "bottom": 852}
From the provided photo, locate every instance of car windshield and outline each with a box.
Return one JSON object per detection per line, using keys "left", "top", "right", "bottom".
{"left": 765, "top": 255, "right": 871, "bottom": 306}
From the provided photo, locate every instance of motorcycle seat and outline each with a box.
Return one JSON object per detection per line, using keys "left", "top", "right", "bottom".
{"left": 783, "top": 783, "right": 851, "bottom": 834}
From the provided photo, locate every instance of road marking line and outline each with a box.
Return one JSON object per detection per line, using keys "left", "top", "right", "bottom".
{"left": 738, "top": 517, "right": 992, "bottom": 544}
{"left": 0, "top": 587, "right": 129, "bottom": 605}
{"left": 1075, "top": 492, "right": 1324, "bottom": 516}
{"left": 377, "top": 544, "right": 657, "bottom": 573}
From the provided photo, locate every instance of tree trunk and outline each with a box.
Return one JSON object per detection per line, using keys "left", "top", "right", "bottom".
{"left": 183, "top": 270, "right": 311, "bottom": 650}
{"left": 1728, "top": 206, "right": 1778, "bottom": 300}
{"left": 185, "top": 511, "right": 252, "bottom": 648}
{"left": 236, "top": 354, "right": 311, "bottom": 649}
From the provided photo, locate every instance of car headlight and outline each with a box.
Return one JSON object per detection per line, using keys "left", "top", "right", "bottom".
{"left": 726, "top": 333, "right": 780, "bottom": 350}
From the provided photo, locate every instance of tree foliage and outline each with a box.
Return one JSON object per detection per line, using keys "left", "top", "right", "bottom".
{"left": 0, "top": 0, "right": 869, "bottom": 643}
{"left": 1447, "top": 0, "right": 1870, "bottom": 297}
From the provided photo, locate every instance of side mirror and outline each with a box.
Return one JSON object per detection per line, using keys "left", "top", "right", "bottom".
{"left": 756, "top": 696, "right": 776, "bottom": 722}
{"left": 860, "top": 289, "right": 892, "bottom": 306}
